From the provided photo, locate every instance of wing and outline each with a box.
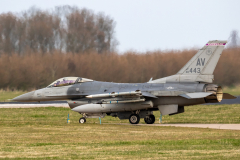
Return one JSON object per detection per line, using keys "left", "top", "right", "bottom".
{"left": 69, "top": 90, "right": 157, "bottom": 111}
{"left": 85, "top": 90, "right": 158, "bottom": 103}
{"left": 70, "top": 90, "right": 155, "bottom": 113}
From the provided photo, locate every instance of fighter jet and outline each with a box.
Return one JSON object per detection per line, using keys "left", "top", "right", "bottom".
{"left": 13, "top": 40, "right": 236, "bottom": 124}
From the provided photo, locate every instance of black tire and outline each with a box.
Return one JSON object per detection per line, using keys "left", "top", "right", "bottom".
{"left": 79, "top": 117, "right": 86, "bottom": 124}
{"left": 129, "top": 114, "right": 140, "bottom": 124}
{"left": 144, "top": 115, "right": 155, "bottom": 124}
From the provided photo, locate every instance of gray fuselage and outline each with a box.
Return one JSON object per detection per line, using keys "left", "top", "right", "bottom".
{"left": 13, "top": 81, "right": 207, "bottom": 109}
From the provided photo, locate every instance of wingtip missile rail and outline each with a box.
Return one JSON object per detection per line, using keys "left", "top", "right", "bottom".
{"left": 99, "top": 98, "right": 145, "bottom": 104}
{"left": 86, "top": 90, "right": 142, "bottom": 98}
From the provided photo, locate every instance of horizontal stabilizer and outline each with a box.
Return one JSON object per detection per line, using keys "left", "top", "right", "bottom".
{"left": 180, "top": 92, "right": 212, "bottom": 99}
{"left": 222, "top": 93, "right": 236, "bottom": 99}
{"left": 142, "top": 92, "right": 158, "bottom": 98}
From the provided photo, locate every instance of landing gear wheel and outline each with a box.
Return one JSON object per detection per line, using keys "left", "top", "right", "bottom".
{"left": 144, "top": 115, "right": 155, "bottom": 124}
{"left": 79, "top": 117, "right": 86, "bottom": 124}
{"left": 129, "top": 114, "right": 140, "bottom": 124}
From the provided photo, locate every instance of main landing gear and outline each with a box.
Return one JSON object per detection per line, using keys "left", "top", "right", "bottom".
{"left": 129, "top": 114, "right": 140, "bottom": 124}
{"left": 144, "top": 115, "right": 155, "bottom": 124}
{"left": 129, "top": 113, "right": 155, "bottom": 124}
{"left": 79, "top": 112, "right": 155, "bottom": 124}
{"left": 79, "top": 117, "right": 86, "bottom": 124}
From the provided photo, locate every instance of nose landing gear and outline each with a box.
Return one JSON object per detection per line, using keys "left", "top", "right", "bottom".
{"left": 79, "top": 117, "right": 86, "bottom": 124}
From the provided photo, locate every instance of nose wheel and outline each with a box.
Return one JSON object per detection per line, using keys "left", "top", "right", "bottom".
{"left": 129, "top": 114, "right": 140, "bottom": 124}
{"left": 79, "top": 117, "right": 86, "bottom": 124}
{"left": 144, "top": 115, "right": 155, "bottom": 124}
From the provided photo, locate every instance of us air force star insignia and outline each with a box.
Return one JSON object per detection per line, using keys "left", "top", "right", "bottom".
{"left": 206, "top": 49, "right": 212, "bottom": 55}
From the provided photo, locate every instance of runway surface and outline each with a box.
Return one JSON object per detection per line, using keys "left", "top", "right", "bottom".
{"left": 131, "top": 123, "right": 240, "bottom": 130}
{"left": 0, "top": 101, "right": 69, "bottom": 108}
{"left": 111, "top": 123, "right": 240, "bottom": 130}
{"left": 0, "top": 103, "right": 69, "bottom": 108}
{"left": 207, "top": 96, "right": 240, "bottom": 105}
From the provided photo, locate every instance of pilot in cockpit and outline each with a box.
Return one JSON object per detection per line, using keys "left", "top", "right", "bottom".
{"left": 54, "top": 81, "right": 60, "bottom": 87}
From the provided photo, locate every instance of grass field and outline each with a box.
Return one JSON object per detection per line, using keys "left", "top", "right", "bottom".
{"left": 0, "top": 104, "right": 240, "bottom": 159}
{"left": 223, "top": 86, "right": 240, "bottom": 96}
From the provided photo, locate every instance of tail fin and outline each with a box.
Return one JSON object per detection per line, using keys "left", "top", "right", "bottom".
{"left": 177, "top": 40, "right": 227, "bottom": 75}
{"left": 149, "top": 40, "right": 227, "bottom": 84}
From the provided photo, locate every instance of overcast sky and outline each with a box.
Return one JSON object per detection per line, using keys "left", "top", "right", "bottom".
{"left": 1, "top": 0, "right": 240, "bottom": 52}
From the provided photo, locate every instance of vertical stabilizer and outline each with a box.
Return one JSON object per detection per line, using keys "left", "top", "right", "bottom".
{"left": 177, "top": 40, "right": 227, "bottom": 75}
{"left": 149, "top": 40, "right": 227, "bottom": 83}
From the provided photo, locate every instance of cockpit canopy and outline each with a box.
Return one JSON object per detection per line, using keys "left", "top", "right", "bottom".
{"left": 47, "top": 77, "right": 93, "bottom": 88}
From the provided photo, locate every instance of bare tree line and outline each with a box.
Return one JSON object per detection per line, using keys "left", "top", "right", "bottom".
{"left": 0, "top": 6, "right": 118, "bottom": 55}
{"left": 0, "top": 6, "right": 239, "bottom": 90}
{"left": 0, "top": 48, "right": 239, "bottom": 90}
{"left": 228, "top": 30, "right": 240, "bottom": 48}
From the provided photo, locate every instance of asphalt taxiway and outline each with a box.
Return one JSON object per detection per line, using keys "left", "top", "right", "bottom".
{"left": 0, "top": 103, "right": 69, "bottom": 108}
{"left": 131, "top": 123, "right": 240, "bottom": 130}
{"left": 0, "top": 101, "right": 69, "bottom": 108}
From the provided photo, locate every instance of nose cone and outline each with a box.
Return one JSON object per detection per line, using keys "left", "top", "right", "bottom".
{"left": 12, "top": 91, "right": 35, "bottom": 102}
